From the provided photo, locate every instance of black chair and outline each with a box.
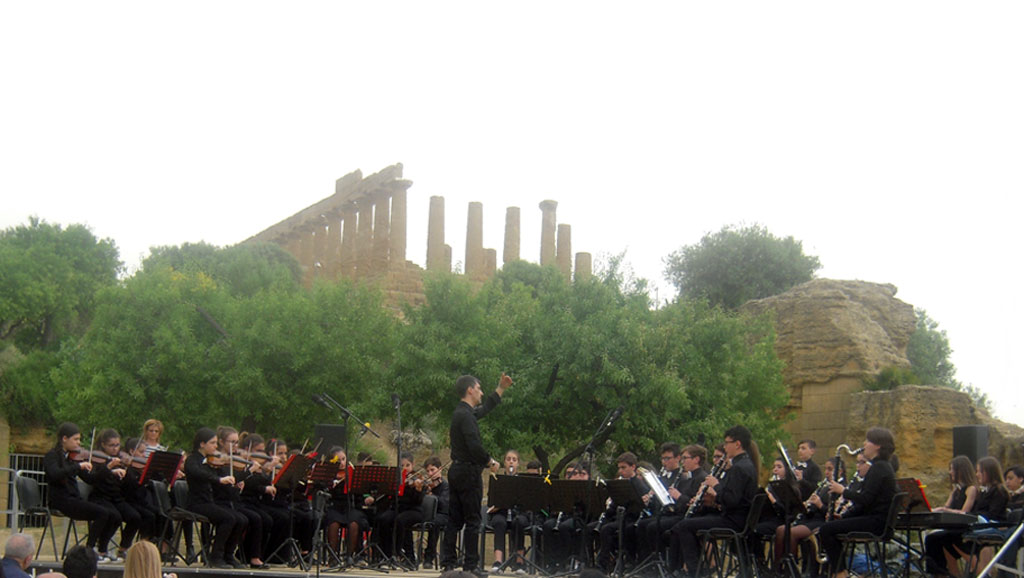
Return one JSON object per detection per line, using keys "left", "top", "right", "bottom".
{"left": 696, "top": 492, "right": 769, "bottom": 578}
{"left": 413, "top": 494, "right": 439, "bottom": 568}
{"left": 836, "top": 491, "right": 907, "bottom": 578}
{"left": 14, "top": 470, "right": 78, "bottom": 561}
{"left": 156, "top": 480, "right": 212, "bottom": 566}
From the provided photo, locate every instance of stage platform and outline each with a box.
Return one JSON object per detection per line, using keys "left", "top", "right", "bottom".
{"left": 32, "top": 559, "right": 449, "bottom": 578}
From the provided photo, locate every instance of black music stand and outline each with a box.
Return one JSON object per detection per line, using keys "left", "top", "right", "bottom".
{"left": 350, "top": 465, "right": 398, "bottom": 569}
{"left": 139, "top": 450, "right": 184, "bottom": 486}
{"left": 267, "top": 454, "right": 312, "bottom": 570}
{"left": 548, "top": 479, "right": 608, "bottom": 576}
{"left": 308, "top": 460, "right": 344, "bottom": 572}
{"left": 895, "top": 478, "right": 930, "bottom": 578}
{"left": 769, "top": 479, "right": 806, "bottom": 578}
{"left": 604, "top": 479, "right": 645, "bottom": 578}
{"left": 488, "top": 475, "right": 550, "bottom": 575}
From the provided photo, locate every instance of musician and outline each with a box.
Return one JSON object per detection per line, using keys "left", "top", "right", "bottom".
{"left": 140, "top": 419, "right": 167, "bottom": 458}
{"left": 441, "top": 372, "right": 513, "bottom": 575}
{"left": 541, "top": 463, "right": 590, "bottom": 572}
{"left": 121, "top": 438, "right": 163, "bottom": 550}
{"left": 375, "top": 452, "right": 425, "bottom": 566}
{"left": 212, "top": 427, "right": 267, "bottom": 568}
{"left": 636, "top": 443, "right": 694, "bottom": 563}
{"left": 43, "top": 423, "right": 122, "bottom": 563}
{"left": 925, "top": 456, "right": 1009, "bottom": 578}
{"left": 815, "top": 427, "right": 898, "bottom": 578}
{"left": 668, "top": 426, "right": 760, "bottom": 578}
{"left": 324, "top": 447, "right": 369, "bottom": 563}
{"left": 183, "top": 427, "right": 246, "bottom": 569}
{"left": 488, "top": 449, "right": 527, "bottom": 571}
{"left": 1006, "top": 466, "right": 1024, "bottom": 510}
{"left": 87, "top": 429, "right": 148, "bottom": 558}
{"left": 773, "top": 457, "right": 845, "bottom": 572}
{"left": 262, "top": 438, "right": 314, "bottom": 561}
{"left": 794, "top": 439, "right": 823, "bottom": 487}
{"left": 237, "top": 433, "right": 288, "bottom": 567}
{"left": 757, "top": 458, "right": 800, "bottom": 538}
{"left": 595, "top": 451, "right": 649, "bottom": 573}
{"left": 933, "top": 456, "right": 978, "bottom": 514}
{"left": 421, "top": 456, "right": 450, "bottom": 569}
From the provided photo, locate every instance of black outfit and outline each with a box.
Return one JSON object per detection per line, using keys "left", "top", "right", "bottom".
{"left": 926, "top": 484, "right": 1009, "bottom": 575}
{"left": 816, "top": 457, "right": 897, "bottom": 575}
{"left": 43, "top": 448, "right": 121, "bottom": 552}
{"left": 669, "top": 452, "right": 759, "bottom": 576}
{"left": 324, "top": 465, "right": 370, "bottom": 554}
{"left": 183, "top": 453, "right": 246, "bottom": 566}
{"left": 442, "top": 390, "right": 502, "bottom": 572}
{"left": 211, "top": 463, "right": 260, "bottom": 563}
{"left": 595, "top": 474, "right": 651, "bottom": 572}
{"left": 423, "top": 478, "right": 450, "bottom": 565}
{"left": 636, "top": 467, "right": 692, "bottom": 562}
{"left": 795, "top": 460, "right": 823, "bottom": 487}
{"left": 376, "top": 478, "right": 425, "bottom": 562}
{"left": 240, "top": 469, "right": 288, "bottom": 563}
{"left": 88, "top": 460, "right": 149, "bottom": 551}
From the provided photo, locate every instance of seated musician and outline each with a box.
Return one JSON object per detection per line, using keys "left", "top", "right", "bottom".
{"left": 375, "top": 452, "right": 426, "bottom": 567}
{"left": 421, "top": 456, "right": 450, "bottom": 568}
{"left": 925, "top": 456, "right": 1009, "bottom": 578}
{"left": 237, "top": 433, "right": 288, "bottom": 567}
{"left": 88, "top": 429, "right": 151, "bottom": 559}
{"left": 488, "top": 449, "right": 528, "bottom": 571}
{"left": 183, "top": 427, "right": 246, "bottom": 568}
{"left": 121, "top": 438, "right": 162, "bottom": 554}
{"left": 816, "top": 427, "right": 898, "bottom": 578}
{"left": 324, "top": 447, "right": 369, "bottom": 564}
{"left": 773, "top": 456, "right": 845, "bottom": 573}
{"left": 933, "top": 455, "right": 978, "bottom": 514}
{"left": 541, "top": 463, "right": 590, "bottom": 572}
{"left": 43, "top": 422, "right": 123, "bottom": 563}
{"left": 794, "top": 439, "right": 823, "bottom": 486}
{"left": 212, "top": 427, "right": 267, "bottom": 568}
{"left": 636, "top": 442, "right": 690, "bottom": 564}
{"left": 668, "top": 426, "right": 760, "bottom": 578}
{"left": 595, "top": 451, "right": 649, "bottom": 574}
{"left": 756, "top": 457, "right": 801, "bottom": 540}
{"left": 1006, "top": 465, "right": 1024, "bottom": 510}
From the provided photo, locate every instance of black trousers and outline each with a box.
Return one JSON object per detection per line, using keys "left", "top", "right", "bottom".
{"left": 187, "top": 502, "right": 246, "bottom": 560}
{"left": 443, "top": 463, "right": 484, "bottom": 571}
{"left": 816, "top": 515, "right": 884, "bottom": 575}
{"left": 53, "top": 496, "right": 121, "bottom": 551}
{"left": 669, "top": 514, "right": 743, "bottom": 575}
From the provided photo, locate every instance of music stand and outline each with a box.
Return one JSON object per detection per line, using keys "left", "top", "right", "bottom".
{"left": 350, "top": 465, "right": 399, "bottom": 567}
{"left": 139, "top": 450, "right": 184, "bottom": 486}
{"left": 896, "top": 478, "right": 930, "bottom": 578}
{"left": 488, "top": 476, "right": 550, "bottom": 575}
{"left": 604, "top": 479, "right": 645, "bottom": 577}
{"left": 267, "top": 455, "right": 312, "bottom": 571}
{"left": 307, "top": 460, "right": 343, "bottom": 572}
{"left": 769, "top": 479, "right": 806, "bottom": 578}
{"left": 548, "top": 478, "right": 608, "bottom": 575}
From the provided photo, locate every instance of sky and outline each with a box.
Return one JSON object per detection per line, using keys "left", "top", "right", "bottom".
{"left": 2, "top": 3, "right": 1022, "bottom": 426}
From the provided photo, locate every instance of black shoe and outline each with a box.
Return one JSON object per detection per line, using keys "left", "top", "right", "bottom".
{"left": 209, "top": 556, "right": 231, "bottom": 569}
{"left": 471, "top": 569, "right": 491, "bottom": 578}
{"left": 228, "top": 556, "right": 246, "bottom": 569}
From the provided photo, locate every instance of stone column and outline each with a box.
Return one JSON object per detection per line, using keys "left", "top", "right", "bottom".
{"left": 574, "top": 252, "right": 592, "bottom": 282}
{"left": 355, "top": 199, "right": 374, "bottom": 277}
{"left": 556, "top": 223, "right": 572, "bottom": 281}
{"left": 484, "top": 249, "right": 497, "bottom": 277}
{"left": 312, "top": 222, "right": 327, "bottom": 279}
{"left": 325, "top": 216, "right": 341, "bottom": 279}
{"left": 372, "top": 192, "right": 391, "bottom": 272}
{"left": 340, "top": 204, "right": 357, "bottom": 278}
{"left": 539, "top": 200, "right": 558, "bottom": 266}
{"left": 503, "top": 207, "right": 520, "bottom": 265}
{"left": 465, "top": 202, "right": 484, "bottom": 278}
{"left": 427, "top": 196, "right": 447, "bottom": 272}
{"left": 390, "top": 187, "right": 408, "bottom": 268}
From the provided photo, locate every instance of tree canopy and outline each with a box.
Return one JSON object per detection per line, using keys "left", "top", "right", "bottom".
{"left": 664, "top": 224, "right": 821, "bottom": 309}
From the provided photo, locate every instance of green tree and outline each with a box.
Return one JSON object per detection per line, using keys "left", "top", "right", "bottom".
{"left": 664, "top": 224, "right": 821, "bottom": 309}
{"left": 0, "top": 218, "right": 122, "bottom": 348}
{"left": 905, "top": 308, "right": 990, "bottom": 410}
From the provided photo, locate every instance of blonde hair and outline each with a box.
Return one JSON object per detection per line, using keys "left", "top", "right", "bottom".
{"left": 124, "top": 541, "right": 162, "bottom": 578}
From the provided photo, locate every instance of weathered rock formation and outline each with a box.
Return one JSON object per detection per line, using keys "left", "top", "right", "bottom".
{"left": 741, "top": 279, "right": 917, "bottom": 449}
{"left": 849, "top": 386, "right": 1024, "bottom": 497}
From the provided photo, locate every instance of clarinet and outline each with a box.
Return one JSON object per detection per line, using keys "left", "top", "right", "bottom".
{"left": 684, "top": 458, "right": 726, "bottom": 518}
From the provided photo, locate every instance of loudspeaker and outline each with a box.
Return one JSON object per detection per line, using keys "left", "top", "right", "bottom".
{"left": 952, "top": 425, "right": 988, "bottom": 464}
{"left": 314, "top": 424, "right": 347, "bottom": 452}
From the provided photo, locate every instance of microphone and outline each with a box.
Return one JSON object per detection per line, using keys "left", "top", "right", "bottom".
{"left": 391, "top": 393, "right": 401, "bottom": 410}
{"left": 605, "top": 406, "right": 624, "bottom": 429}
{"left": 311, "top": 393, "right": 331, "bottom": 409}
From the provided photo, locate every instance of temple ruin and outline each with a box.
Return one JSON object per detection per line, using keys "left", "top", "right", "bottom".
{"left": 243, "top": 164, "right": 592, "bottom": 304}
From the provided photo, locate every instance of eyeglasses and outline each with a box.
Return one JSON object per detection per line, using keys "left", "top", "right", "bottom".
{"left": 681, "top": 455, "right": 694, "bottom": 460}
{"left": 660, "top": 455, "right": 676, "bottom": 461}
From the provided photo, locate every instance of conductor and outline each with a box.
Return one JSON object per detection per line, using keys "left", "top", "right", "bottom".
{"left": 441, "top": 372, "right": 513, "bottom": 575}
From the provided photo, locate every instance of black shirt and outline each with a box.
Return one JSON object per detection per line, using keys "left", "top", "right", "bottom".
{"left": 449, "top": 391, "right": 501, "bottom": 467}
{"left": 796, "top": 459, "right": 823, "bottom": 487}
{"left": 842, "top": 457, "right": 896, "bottom": 520}
{"left": 973, "top": 485, "right": 1009, "bottom": 521}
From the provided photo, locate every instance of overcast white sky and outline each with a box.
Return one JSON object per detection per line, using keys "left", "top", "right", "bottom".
{"left": 2, "top": 2, "right": 1021, "bottom": 426}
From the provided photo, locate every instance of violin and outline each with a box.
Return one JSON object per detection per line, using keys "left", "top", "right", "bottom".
{"left": 69, "top": 449, "right": 123, "bottom": 466}
{"left": 119, "top": 451, "right": 149, "bottom": 470}
{"left": 204, "top": 452, "right": 255, "bottom": 468}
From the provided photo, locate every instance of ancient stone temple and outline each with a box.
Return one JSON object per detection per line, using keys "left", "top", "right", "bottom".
{"left": 243, "top": 164, "right": 592, "bottom": 305}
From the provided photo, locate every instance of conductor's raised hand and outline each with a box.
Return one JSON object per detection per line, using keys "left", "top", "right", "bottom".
{"left": 497, "top": 372, "right": 513, "bottom": 395}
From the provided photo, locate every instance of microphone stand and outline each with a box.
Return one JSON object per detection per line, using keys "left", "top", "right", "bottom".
{"left": 389, "top": 394, "right": 404, "bottom": 570}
